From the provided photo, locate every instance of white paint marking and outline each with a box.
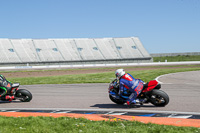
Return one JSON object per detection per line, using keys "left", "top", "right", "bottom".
{"left": 168, "top": 114, "right": 192, "bottom": 119}
{"left": 6, "top": 111, "right": 18, "bottom": 112}
{"left": 50, "top": 110, "right": 60, "bottom": 113}
{"left": 109, "top": 112, "right": 126, "bottom": 115}
{"left": 56, "top": 111, "right": 71, "bottom": 113}
{"left": 105, "top": 111, "right": 113, "bottom": 115}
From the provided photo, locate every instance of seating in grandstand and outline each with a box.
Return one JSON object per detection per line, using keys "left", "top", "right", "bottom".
{"left": 94, "top": 38, "right": 121, "bottom": 60}
{"left": 113, "top": 37, "right": 144, "bottom": 58}
{"left": 0, "top": 37, "right": 152, "bottom": 65}
{"left": 0, "top": 39, "right": 21, "bottom": 63}
{"left": 11, "top": 39, "right": 38, "bottom": 62}
{"left": 53, "top": 39, "right": 81, "bottom": 61}
{"left": 33, "top": 39, "right": 65, "bottom": 62}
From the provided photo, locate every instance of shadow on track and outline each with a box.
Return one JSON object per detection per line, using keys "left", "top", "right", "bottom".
{"left": 91, "top": 104, "right": 162, "bottom": 109}
{"left": 0, "top": 101, "right": 23, "bottom": 104}
{"left": 91, "top": 104, "right": 128, "bottom": 109}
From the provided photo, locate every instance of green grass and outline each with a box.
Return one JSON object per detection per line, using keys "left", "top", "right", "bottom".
{"left": 7, "top": 67, "right": 200, "bottom": 85}
{"left": 153, "top": 55, "right": 200, "bottom": 62}
{"left": 0, "top": 116, "right": 199, "bottom": 133}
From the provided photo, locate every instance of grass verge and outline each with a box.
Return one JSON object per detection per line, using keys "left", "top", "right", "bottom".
{"left": 0, "top": 116, "right": 199, "bottom": 133}
{"left": 153, "top": 55, "right": 200, "bottom": 62}
{"left": 7, "top": 67, "right": 200, "bottom": 85}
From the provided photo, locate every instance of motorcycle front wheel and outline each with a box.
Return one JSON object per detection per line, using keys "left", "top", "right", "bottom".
{"left": 148, "top": 89, "right": 169, "bottom": 107}
{"left": 15, "top": 89, "right": 32, "bottom": 102}
{"left": 109, "top": 94, "right": 126, "bottom": 105}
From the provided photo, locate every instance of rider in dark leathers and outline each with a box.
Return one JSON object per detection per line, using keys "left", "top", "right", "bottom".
{"left": 0, "top": 75, "right": 14, "bottom": 101}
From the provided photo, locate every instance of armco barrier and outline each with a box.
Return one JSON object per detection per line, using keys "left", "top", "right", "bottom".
{"left": 0, "top": 61, "right": 200, "bottom": 70}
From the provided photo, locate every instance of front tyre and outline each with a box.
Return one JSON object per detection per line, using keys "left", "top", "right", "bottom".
{"left": 148, "top": 90, "right": 169, "bottom": 107}
{"left": 109, "top": 94, "right": 125, "bottom": 105}
{"left": 15, "top": 89, "right": 32, "bottom": 102}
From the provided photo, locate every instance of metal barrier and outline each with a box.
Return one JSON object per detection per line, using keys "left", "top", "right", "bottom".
{"left": 0, "top": 61, "right": 199, "bottom": 70}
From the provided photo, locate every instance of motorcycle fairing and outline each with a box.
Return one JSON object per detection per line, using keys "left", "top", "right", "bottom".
{"left": 142, "top": 80, "right": 159, "bottom": 93}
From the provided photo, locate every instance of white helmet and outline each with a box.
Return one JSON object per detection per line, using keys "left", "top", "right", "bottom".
{"left": 115, "top": 69, "right": 125, "bottom": 79}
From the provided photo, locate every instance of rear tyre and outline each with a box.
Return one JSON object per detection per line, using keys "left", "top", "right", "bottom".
{"left": 148, "top": 89, "right": 169, "bottom": 107}
{"left": 109, "top": 94, "right": 125, "bottom": 105}
{"left": 15, "top": 89, "right": 32, "bottom": 102}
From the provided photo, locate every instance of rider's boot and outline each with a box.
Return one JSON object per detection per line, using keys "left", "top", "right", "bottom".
{"left": 5, "top": 95, "right": 11, "bottom": 100}
{"left": 10, "top": 96, "right": 15, "bottom": 101}
{"left": 5, "top": 95, "right": 14, "bottom": 102}
{"left": 135, "top": 99, "right": 144, "bottom": 105}
{"left": 127, "top": 100, "right": 137, "bottom": 108}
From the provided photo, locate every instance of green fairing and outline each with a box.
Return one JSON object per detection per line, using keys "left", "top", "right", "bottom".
{"left": 0, "top": 86, "right": 7, "bottom": 96}
{"left": 0, "top": 74, "right": 12, "bottom": 97}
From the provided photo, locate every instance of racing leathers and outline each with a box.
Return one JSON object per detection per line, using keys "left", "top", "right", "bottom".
{"left": 0, "top": 75, "right": 14, "bottom": 101}
{"left": 118, "top": 73, "right": 144, "bottom": 105}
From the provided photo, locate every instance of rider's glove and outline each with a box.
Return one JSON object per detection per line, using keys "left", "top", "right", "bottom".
{"left": 113, "top": 82, "right": 117, "bottom": 88}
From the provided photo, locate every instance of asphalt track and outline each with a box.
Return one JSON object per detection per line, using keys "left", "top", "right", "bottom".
{"left": 0, "top": 71, "right": 200, "bottom": 115}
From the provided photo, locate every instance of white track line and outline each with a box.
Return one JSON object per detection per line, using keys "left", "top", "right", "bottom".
{"left": 155, "top": 73, "right": 174, "bottom": 84}
{"left": 155, "top": 71, "right": 200, "bottom": 85}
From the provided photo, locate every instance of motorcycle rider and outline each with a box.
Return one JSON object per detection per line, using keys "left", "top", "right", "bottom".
{"left": 0, "top": 75, "right": 15, "bottom": 101}
{"left": 115, "top": 69, "right": 144, "bottom": 106}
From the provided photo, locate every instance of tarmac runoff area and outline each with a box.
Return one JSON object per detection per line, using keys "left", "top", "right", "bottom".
{"left": 0, "top": 71, "right": 200, "bottom": 127}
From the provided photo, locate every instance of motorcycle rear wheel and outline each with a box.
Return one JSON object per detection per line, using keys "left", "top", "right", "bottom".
{"left": 109, "top": 94, "right": 125, "bottom": 105}
{"left": 148, "top": 89, "right": 169, "bottom": 107}
{"left": 15, "top": 89, "right": 32, "bottom": 102}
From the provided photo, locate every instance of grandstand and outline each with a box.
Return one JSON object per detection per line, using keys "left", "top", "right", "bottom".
{"left": 0, "top": 37, "right": 152, "bottom": 66}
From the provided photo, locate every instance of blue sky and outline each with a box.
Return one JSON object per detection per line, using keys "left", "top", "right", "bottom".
{"left": 0, "top": 0, "right": 199, "bottom": 53}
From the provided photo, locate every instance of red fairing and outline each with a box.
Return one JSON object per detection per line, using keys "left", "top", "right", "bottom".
{"left": 148, "top": 80, "right": 158, "bottom": 86}
{"left": 142, "top": 80, "right": 158, "bottom": 92}
{"left": 121, "top": 74, "right": 133, "bottom": 81}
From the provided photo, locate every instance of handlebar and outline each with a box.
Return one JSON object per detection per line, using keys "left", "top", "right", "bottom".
{"left": 110, "top": 79, "right": 119, "bottom": 88}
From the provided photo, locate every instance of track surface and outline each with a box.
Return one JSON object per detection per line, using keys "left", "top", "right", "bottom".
{"left": 0, "top": 71, "right": 200, "bottom": 114}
